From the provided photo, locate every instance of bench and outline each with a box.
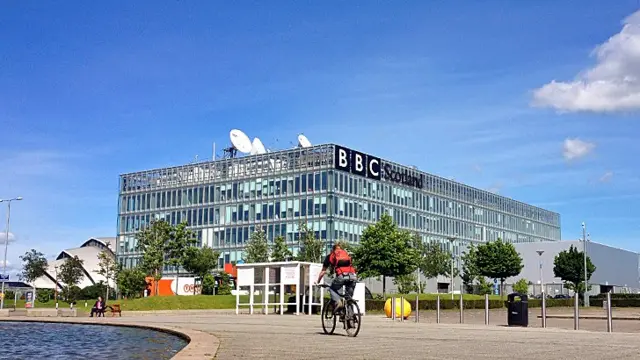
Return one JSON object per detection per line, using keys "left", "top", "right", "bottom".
{"left": 106, "top": 304, "right": 122, "bottom": 317}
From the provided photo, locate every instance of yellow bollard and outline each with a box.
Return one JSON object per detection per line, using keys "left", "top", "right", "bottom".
{"left": 384, "top": 297, "right": 412, "bottom": 319}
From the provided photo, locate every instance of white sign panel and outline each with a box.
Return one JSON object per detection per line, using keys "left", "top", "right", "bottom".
{"left": 353, "top": 282, "right": 366, "bottom": 315}
{"left": 309, "top": 264, "right": 322, "bottom": 284}
{"left": 237, "top": 267, "right": 255, "bottom": 286}
{"left": 281, "top": 266, "right": 298, "bottom": 285}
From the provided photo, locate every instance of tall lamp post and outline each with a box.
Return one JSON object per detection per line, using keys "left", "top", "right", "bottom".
{"left": 0, "top": 196, "right": 23, "bottom": 310}
{"left": 536, "top": 250, "right": 544, "bottom": 295}
{"left": 582, "top": 222, "right": 590, "bottom": 307}
{"left": 447, "top": 237, "right": 456, "bottom": 300}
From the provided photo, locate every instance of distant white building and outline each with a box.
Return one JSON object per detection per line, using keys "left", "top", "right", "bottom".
{"left": 33, "top": 237, "right": 116, "bottom": 290}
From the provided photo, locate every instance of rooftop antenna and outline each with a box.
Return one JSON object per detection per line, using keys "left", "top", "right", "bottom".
{"left": 224, "top": 129, "right": 252, "bottom": 158}
{"left": 297, "top": 133, "right": 312, "bottom": 148}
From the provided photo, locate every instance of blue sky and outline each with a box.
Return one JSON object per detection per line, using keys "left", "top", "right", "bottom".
{"left": 2, "top": 2, "right": 640, "bottom": 274}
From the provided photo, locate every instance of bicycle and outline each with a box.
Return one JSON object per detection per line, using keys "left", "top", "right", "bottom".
{"left": 317, "top": 283, "right": 362, "bottom": 337}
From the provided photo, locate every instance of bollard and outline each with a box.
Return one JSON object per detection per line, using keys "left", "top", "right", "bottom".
{"left": 436, "top": 296, "right": 441, "bottom": 324}
{"left": 606, "top": 291, "right": 613, "bottom": 333}
{"left": 400, "top": 297, "right": 405, "bottom": 322}
{"left": 541, "top": 295, "right": 547, "bottom": 328}
{"left": 415, "top": 297, "right": 420, "bottom": 323}
{"left": 484, "top": 294, "right": 489, "bottom": 325}
{"left": 391, "top": 297, "right": 396, "bottom": 321}
{"left": 574, "top": 293, "right": 579, "bottom": 330}
{"left": 459, "top": 295, "right": 464, "bottom": 323}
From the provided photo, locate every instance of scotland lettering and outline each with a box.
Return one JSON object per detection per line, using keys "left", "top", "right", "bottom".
{"left": 334, "top": 145, "right": 423, "bottom": 189}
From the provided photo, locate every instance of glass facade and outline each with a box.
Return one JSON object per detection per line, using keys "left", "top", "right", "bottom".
{"left": 116, "top": 144, "right": 561, "bottom": 272}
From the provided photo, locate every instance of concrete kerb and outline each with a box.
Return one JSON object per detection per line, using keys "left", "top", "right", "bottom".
{"left": 0, "top": 317, "right": 220, "bottom": 360}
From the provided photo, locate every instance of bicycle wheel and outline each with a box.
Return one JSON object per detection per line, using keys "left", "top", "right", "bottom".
{"left": 344, "top": 299, "right": 362, "bottom": 338}
{"left": 321, "top": 299, "right": 337, "bottom": 335}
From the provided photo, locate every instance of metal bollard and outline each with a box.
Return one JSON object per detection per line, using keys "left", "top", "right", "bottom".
{"left": 606, "top": 291, "right": 613, "bottom": 333}
{"left": 541, "top": 295, "right": 547, "bottom": 328}
{"left": 459, "top": 295, "right": 464, "bottom": 323}
{"left": 400, "top": 297, "right": 405, "bottom": 322}
{"left": 436, "top": 296, "right": 441, "bottom": 324}
{"left": 574, "top": 292, "right": 579, "bottom": 330}
{"left": 391, "top": 297, "right": 396, "bottom": 321}
{"left": 415, "top": 297, "right": 420, "bottom": 323}
{"left": 484, "top": 294, "right": 489, "bottom": 325}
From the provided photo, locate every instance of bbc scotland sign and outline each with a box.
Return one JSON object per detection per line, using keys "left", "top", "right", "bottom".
{"left": 334, "top": 145, "right": 424, "bottom": 189}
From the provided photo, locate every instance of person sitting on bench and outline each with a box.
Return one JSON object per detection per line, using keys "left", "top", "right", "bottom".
{"left": 90, "top": 296, "right": 105, "bottom": 317}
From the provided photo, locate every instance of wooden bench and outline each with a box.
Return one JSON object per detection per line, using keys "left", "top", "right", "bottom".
{"left": 106, "top": 304, "right": 122, "bottom": 317}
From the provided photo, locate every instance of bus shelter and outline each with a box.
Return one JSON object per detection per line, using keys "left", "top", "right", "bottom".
{"left": 235, "top": 261, "right": 324, "bottom": 315}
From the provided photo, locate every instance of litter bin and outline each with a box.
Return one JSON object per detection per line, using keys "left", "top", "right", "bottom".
{"left": 507, "top": 293, "right": 528, "bottom": 327}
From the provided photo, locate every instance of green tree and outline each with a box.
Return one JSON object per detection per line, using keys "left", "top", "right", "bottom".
{"left": 19, "top": 249, "right": 48, "bottom": 286}
{"left": 512, "top": 278, "right": 529, "bottom": 294}
{"left": 136, "top": 219, "right": 172, "bottom": 295}
{"left": 96, "top": 242, "right": 118, "bottom": 301}
{"left": 418, "top": 240, "right": 453, "bottom": 281}
{"left": 202, "top": 274, "right": 216, "bottom": 295}
{"left": 166, "top": 221, "right": 197, "bottom": 295}
{"left": 351, "top": 213, "right": 420, "bottom": 296}
{"left": 244, "top": 228, "right": 270, "bottom": 263}
{"left": 476, "top": 277, "right": 494, "bottom": 295}
{"left": 116, "top": 267, "right": 148, "bottom": 298}
{"left": 394, "top": 273, "right": 418, "bottom": 294}
{"left": 296, "top": 222, "right": 324, "bottom": 263}
{"left": 553, "top": 245, "right": 596, "bottom": 296}
{"left": 59, "top": 255, "right": 85, "bottom": 302}
{"left": 474, "top": 239, "right": 523, "bottom": 299}
{"left": 271, "top": 235, "right": 292, "bottom": 262}
{"left": 217, "top": 271, "right": 232, "bottom": 295}
{"left": 183, "top": 246, "right": 220, "bottom": 294}
{"left": 460, "top": 244, "right": 479, "bottom": 293}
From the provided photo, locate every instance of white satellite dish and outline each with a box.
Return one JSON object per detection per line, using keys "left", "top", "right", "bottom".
{"left": 298, "top": 134, "right": 312, "bottom": 148}
{"left": 251, "top": 137, "right": 267, "bottom": 155}
{"left": 230, "top": 129, "right": 253, "bottom": 154}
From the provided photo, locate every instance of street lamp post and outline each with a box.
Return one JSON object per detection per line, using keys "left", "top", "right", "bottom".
{"left": 447, "top": 237, "right": 456, "bottom": 300}
{"left": 0, "top": 196, "right": 23, "bottom": 310}
{"left": 536, "top": 250, "right": 544, "bottom": 295}
{"left": 582, "top": 222, "right": 590, "bottom": 307}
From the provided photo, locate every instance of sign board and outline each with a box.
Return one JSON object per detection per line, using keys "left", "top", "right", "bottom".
{"left": 308, "top": 264, "right": 321, "bottom": 284}
{"left": 0, "top": 274, "right": 8, "bottom": 282}
{"left": 353, "top": 282, "right": 366, "bottom": 315}
{"left": 237, "top": 267, "right": 254, "bottom": 286}
{"left": 25, "top": 290, "right": 34, "bottom": 309}
{"left": 281, "top": 265, "right": 298, "bottom": 285}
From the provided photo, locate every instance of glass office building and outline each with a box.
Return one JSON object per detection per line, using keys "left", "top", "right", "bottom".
{"left": 117, "top": 144, "right": 561, "bottom": 271}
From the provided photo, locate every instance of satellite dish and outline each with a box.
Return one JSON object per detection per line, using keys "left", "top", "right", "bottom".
{"left": 230, "top": 129, "right": 252, "bottom": 154}
{"left": 298, "top": 134, "right": 312, "bottom": 148}
{"left": 251, "top": 137, "right": 267, "bottom": 155}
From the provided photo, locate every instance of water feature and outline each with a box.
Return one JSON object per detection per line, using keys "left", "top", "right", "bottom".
{"left": 0, "top": 321, "right": 188, "bottom": 359}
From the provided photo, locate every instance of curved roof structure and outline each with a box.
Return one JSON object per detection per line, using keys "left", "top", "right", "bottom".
{"left": 32, "top": 237, "right": 116, "bottom": 290}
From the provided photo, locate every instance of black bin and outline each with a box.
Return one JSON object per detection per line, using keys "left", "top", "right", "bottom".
{"left": 507, "top": 293, "right": 528, "bottom": 327}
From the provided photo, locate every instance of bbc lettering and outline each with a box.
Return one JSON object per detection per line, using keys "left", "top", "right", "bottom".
{"left": 334, "top": 145, "right": 381, "bottom": 181}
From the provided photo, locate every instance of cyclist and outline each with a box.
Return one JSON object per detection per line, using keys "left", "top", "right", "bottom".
{"left": 315, "top": 243, "right": 357, "bottom": 313}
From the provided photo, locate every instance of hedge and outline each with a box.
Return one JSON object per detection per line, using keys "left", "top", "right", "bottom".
{"left": 365, "top": 298, "right": 574, "bottom": 311}
{"left": 590, "top": 293, "right": 640, "bottom": 300}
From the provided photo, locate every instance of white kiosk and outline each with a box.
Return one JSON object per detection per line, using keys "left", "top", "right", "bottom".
{"left": 234, "top": 261, "right": 367, "bottom": 316}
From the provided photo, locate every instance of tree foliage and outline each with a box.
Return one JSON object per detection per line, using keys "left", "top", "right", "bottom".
{"left": 460, "top": 243, "right": 479, "bottom": 291}
{"left": 19, "top": 249, "right": 48, "bottom": 284}
{"left": 352, "top": 213, "right": 420, "bottom": 294}
{"left": 96, "top": 242, "right": 118, "bottom": 301}
{"left": 59, "top": 255, "right": 85, "bottom": 301}
{"left": 473, "top": 239, "right": 523, "bottom": 298}
{"left": 244, "top": 228, "right": 270, "bottom": 263}
{"left": 513, "top": 278, "right": 529, "bottom": 294}
{"left": 136, "top": 219, "right": 172, "bottom": 294}
{"left": 418, "top": 240, "right": 453, "bottom": 280}
{"left": 476, "top": 277, "right": 494, "bottom": 295}
{"left": 296, "top": 222, "right": 324, "bottom": 263}
{"left": 553, "top": 245, "right": 596, "bottom": 295}
{"left": 217, "top": 271, "right": 232, "bottom": 295}
{"left": 116, "top": 267, "right": 148, "bottom": 298}
{"left": 271, "top": 235, "right": 292, "bottom": 262}
{"left": 394, "top": 273, "right": 418, "bottom": 294}
{"left": 183, "top": 246, "right": 220, "bottom": 282}
{"left": 166, "top": 221, "right": 197, "bottom": 294}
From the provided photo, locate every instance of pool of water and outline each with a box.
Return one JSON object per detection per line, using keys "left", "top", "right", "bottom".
{"left": 0, "top": 321, "right": 188, "bottom": 359}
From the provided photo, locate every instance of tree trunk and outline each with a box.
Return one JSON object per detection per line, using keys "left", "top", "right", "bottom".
{"left": 382, "top": 276, "right": 386, "bottom": 299}
{"left": 175, "top": 268, "right": 180, "bottom": 296}
{"left": 154, "top": 269, "right": 159, "bottom": 296}
{"left": 500, "top": 280, "right": 505, "bottom": 300}
{"left": 105, "top": 280, "right": 110, "bottom": 302}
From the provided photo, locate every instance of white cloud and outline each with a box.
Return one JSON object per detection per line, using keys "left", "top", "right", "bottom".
{"left": 600, "top": 171, "right": 614, "bottom": 183}
{"left": 532, "top": 10, "right": 640, "bottom": 112}
{"left": 563, "top": 138, "right": 595, "bottom": 160}
{"left": 0, "top": 232, "right": 15, "bottom": 245}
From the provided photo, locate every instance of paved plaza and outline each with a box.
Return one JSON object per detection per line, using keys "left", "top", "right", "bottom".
{"left": 4, "top": 307, "right": 640, "bottom": 359}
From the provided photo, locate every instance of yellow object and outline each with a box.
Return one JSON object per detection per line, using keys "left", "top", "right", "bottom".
{"left": 384, "top": 297, "right": 412, "bottom": 319}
